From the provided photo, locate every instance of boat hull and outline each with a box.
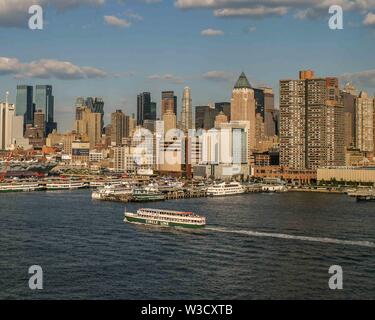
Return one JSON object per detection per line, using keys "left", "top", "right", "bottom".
{"left": 125, "top": 215, "right": 205, "bottom": 229}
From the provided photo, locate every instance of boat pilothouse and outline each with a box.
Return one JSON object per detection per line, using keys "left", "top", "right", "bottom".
{"left": 124, "top": 208, "right": 206, "bottom": 229}
{"left": 207, "top": 181, "right": 245, "bottom": 197}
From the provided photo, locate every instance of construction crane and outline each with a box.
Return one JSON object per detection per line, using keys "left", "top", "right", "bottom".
{"left": 0, "top": 151, "right": 13, "bottom": 182}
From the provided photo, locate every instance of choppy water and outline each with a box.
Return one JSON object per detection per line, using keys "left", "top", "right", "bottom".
{"left": 0, "top": 190, "right": 374, "bottom": 299}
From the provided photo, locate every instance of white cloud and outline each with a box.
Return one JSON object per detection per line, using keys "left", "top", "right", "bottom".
{"left": 104, "top": 15, "right": 131, "bottom": 27}
{"left": 175, "top": 0, "right": 375, "bottom": 20}
{"left": 201, "top": 28, "right": 224, "bottom": 36}
{"left": 341, "top": 69, "right": 375, "bottom": 88}
{"left": 363, "top": 12, "right": 375, "bottom": 25}
{"left": 214, "top": 6, "right": 287, "bottom": 17}
{"left": 203, "top": 70, "right": 233, "bottom": 81}
{"left": 148, "top": 74, "right": 184, "bottom": 84}
{"left": 0, "top": 57, "right": 108, "bottom": 80}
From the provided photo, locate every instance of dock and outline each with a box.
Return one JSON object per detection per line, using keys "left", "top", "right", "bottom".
{"left": 348, "top": 190, "right": 375, "bottom": 201}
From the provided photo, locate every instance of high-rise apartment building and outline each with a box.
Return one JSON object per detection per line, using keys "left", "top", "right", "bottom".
{"left": 0, "top": 103, "right": 15, "bottom": 150}
{"left": 111, "top": 110, "right": 129, "bottom": 146}
{"left": 180, "top": 87, "right": 192, "bottom": 133}
{"left": 280, "top": 71, "right": 345, "bottom": 170}
{"left": 356, "top": 91, "right": 374, "bottom": 153}
{"left": 341, "top": 83, "right": 357, "bottom": 149}
{"left": 75, "top": 107, "right": 101, "bottom": 148}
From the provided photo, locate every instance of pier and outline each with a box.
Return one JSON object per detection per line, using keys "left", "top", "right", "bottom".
{"left": 348, "top": 190, "right": 375, "bottom": 202}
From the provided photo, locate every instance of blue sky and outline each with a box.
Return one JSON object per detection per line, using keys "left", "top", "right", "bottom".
{"left": 0, "top": 0, "right": 375, "bottom": 131}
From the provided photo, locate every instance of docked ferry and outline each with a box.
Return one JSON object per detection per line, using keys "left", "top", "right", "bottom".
{"left": 46, "top": 181, "right": 87, "bottom": 191}
{"left": 92, "top": 183, "right": 133, "bottom": 200}
{"left": 124, "top": 208, "right": 206, "bottom": 229}
{"left": 207, "top": 181, "right": 245, "bottom": 197}
{"left": 132, "top": 186, "right": 165, "bottom": 202}
{"left": 0, "top": 182, "right": 44, "bottom": 193}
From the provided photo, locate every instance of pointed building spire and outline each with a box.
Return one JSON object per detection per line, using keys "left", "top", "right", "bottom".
{"left": 234, "top": 72, "right": 252, "bottom": 89}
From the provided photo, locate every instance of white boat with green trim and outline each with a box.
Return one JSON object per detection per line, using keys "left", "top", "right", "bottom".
{"left": 124, "top": 208, "right": 206, "bottom": 229}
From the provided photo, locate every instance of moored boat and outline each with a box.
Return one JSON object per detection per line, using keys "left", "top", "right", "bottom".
{"left": 92, "top": 183, "right": 133, "bottom": 200}
{"left": 124, "top": 208, "right": 206, "bottom": 229}
{"left": 132, "top": 186, "right": 165, "bottom": 202}
{"left": 46, "top": 181, "right": 87, "bottom": 191}
{"left": 207, "top": 181, "right": 245, "bottom": 197}
{"left": 0, "top": 182, "right": 44, "bottom": 193}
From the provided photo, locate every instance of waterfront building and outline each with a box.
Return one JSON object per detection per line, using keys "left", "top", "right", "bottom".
{"left": 252, "top": 166, "right": 317, "bottom": 184}
{"left": 356, "top": 91, "right": 374, "bottom": 154}
{"left": 35, "top": 85, "right": 56, "bottom": 135}
{"left": 230, "top": 72, "right": 256, "bottom": 161}
{"left": 280, "top": 71, "right": 345, "bottom": 170}
{"left": 111, "top": 110, "right": 129, "bottom": 146}
{"left": 114, "top": 146, "right": 137, "bottom": 173}
{"left": 15, "top": 85, "right": 34, "bottom": 130}
{"left": 71, "top": 140, "right": 90, "bottom": 164}
{"left": 317, "top": 167, "right": 375, "bottom": 184}
{"left": 180, "top": 87, "right": 193, "bottom": 133}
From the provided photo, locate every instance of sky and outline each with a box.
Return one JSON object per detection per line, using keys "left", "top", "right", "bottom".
{"left": 0, "top": 0, "right": 375, "bottom": 131}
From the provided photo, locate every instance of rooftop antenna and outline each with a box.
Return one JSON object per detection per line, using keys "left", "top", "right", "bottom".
{"left": 5, "top": 91, "right": 9, "bottom": 105}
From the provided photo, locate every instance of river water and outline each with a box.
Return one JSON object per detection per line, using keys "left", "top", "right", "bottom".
{"left": 0, "top": 190, "right": 374, "bottom": 299}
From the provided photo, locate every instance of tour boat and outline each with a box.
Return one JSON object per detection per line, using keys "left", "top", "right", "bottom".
{"left": 124, "top": 208, "right": 206, "bottom": 229}
{"left": 207, "top": 181, "right": 245, "bottom": 197}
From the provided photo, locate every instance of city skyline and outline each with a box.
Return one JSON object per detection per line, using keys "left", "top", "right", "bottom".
{"left": 0, "top": 1, "right": 375, "bottom": 131}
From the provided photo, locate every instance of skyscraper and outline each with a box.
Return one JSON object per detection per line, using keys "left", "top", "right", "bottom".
{"left": 15, "top": 85, "right": 34, "bottom": 130}
{"left": 33, "top": 109, "right": 45, "bottom": 138}
{"left": 111, "top": 110, "right": 129, "bottom": 146}
{"left": 341, "top": 83, "right": 357, "bottom": 149}
{"left": 230, "top": 72, "right": 256, "bottom": 159}
{"left": 75, "top": 107, "right": 101, "bottom": 148}
{"left": 280, "top": 71, "right": 345, "bottom": 170}
{"left": 254, "top": 87, "right": 276, "bottom": 137}
{"left": 35, "top": 85, "right": 56, "bottom": 135}
{"left": 356, "top": 91, "right": 374, "bottom": 153}
{"left": 137, "top": 92, "right": 156, "bottom": 125}
{"left": 0, "top": 102, "right": 15, "bottom": 150}
{"left": 161, "top": 91, "right": 176, "bottom": 116}
{"left": 180, "top": 87, "right": 192, "bottom": 133}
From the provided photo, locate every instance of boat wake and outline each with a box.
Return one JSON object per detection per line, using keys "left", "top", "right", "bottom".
{"left": 206, "top": 227, "right": 375, "bottom": 248}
